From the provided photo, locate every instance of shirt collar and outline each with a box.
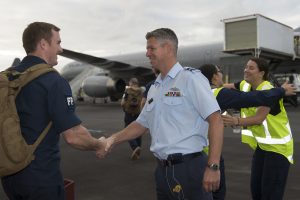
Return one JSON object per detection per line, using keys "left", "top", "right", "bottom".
{"left": 14, "top": 55, "right": 47, "bottom": 72}
{"left": 154, "top": 62, "right": 183, "bottom": 85}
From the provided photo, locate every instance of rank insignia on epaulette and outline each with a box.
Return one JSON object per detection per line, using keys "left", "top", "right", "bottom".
{"left": 184, "top": 66, "right": 200, "bottom": 73}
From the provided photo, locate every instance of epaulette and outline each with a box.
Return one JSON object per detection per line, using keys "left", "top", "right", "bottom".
{"left": 183, "top": 66, "right": 200, "bottom": 73}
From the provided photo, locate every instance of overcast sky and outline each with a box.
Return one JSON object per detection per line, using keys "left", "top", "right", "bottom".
{"left": 0, "top": 0, "right": 299, "bottom": 71}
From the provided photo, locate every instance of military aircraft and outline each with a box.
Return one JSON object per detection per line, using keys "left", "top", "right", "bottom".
{"left": 59, "top": 27, "right": 300, "bottom": 102}
{"left": 59, "top": 43, "right": 238, "bottom": 101}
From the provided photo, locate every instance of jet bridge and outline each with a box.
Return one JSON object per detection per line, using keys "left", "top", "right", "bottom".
{"left": 222, "top": 14, "right": 300, "bottom": 106}
{"left": 222, "top": 14, "right": 299, "bottom": 64}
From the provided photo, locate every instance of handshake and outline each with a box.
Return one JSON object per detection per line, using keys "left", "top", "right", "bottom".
{"left": 91, "top": 121, "right": 146, "bottom": 158}
{"left": 95, "top": 135, "right": 116, "bottom": 159}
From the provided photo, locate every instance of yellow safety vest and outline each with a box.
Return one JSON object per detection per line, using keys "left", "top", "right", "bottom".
{"left": 240, "top": 80, "right": 294, "bottom": 163}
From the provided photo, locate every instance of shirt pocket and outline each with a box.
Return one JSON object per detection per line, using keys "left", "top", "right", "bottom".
{"left": 163, "top": 96, "right": 183, "bottom": 106}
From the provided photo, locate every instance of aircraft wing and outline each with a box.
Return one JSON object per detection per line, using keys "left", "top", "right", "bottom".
{"left": 60, "top": 49, "right": 154, "bottom": 85}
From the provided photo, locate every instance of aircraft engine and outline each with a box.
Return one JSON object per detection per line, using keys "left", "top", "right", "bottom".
{"left": 82, "top": 75, "right": 126, "bottom": 100}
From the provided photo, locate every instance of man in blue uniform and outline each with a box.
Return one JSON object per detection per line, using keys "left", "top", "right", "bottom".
{"left": 100, "top": 28, "right": 223, "bottom": 200}
{"left": 1, "top": 22, "right": 105, "bottom": 200}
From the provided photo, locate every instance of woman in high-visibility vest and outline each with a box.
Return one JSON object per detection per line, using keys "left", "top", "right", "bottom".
{"left": 200, "top": 64, "right": 295, "bottom": 200}
{"left": 222, "top": 58, "right": 293, "bottom": 200}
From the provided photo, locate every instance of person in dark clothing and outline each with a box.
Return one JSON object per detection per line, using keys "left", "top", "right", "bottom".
{"left": 1, "top": 22, "right": 105, "bottom": 200}
{"left": 140, "top": 67, "right": 160, "bottom": 109}
{"left": 121, "top": 77, "right": 143, "bottom": 160}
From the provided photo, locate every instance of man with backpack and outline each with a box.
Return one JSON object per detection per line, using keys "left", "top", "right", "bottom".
{"left": 0, "top": 22, "right": 105, "bottom": 200}
{"left": 121, "top": 78, "right": 143, "bottom": 160}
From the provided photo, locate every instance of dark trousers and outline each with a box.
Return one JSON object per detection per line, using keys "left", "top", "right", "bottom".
{"left": 155, "top": 153, "right": 212, "bottom": 200}
{"left": 212, "top": 155, "right": 226, "bottom": 200}
{"left": 251, "top": 146, "right": 290, "bottom": 200}
{"left": 129, "top": 136, "right": 142, "bottom": 150}
{"left": 124, "top": 114, "right": 141, "bottom": 150}
{"left": 1, "top": 178, "right": 65, "bottom": 200}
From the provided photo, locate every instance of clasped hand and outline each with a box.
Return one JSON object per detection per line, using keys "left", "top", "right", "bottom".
{"left": 221, "top": 114, "right": 236, "bottom": 126}
{"left": 95, "top": 136, "right": 115, "bottom": 158}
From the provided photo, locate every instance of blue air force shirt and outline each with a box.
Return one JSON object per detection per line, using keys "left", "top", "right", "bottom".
{"left": 137, "top": 63, "right": 220, "bottom": 159}
{"left": 4, "top": 56, "right": 81, "bottom": 186}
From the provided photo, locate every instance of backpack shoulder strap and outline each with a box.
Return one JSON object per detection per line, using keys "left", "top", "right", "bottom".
{"left": 8, "top": 64, "right": 56, "bottom": 147}
{"left": 20, "top": 64, "right": 56, "bottom": 147}
{"left": 13, "top": 63, "right": 57, "bottom": 96}
{"left": 32, "top": 121, "right": 53, "bottom": 148}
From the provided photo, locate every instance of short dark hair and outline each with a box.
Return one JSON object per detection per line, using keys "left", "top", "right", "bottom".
{"left": 129, "top": 77, "right": 139, "bottom": 86}
{"left": 249, "top": 57, "right": 269, "bottom": 80}
{"left": 145, "top": 28, "right": 178, "bottom": 54}
{"left": 22, "top": 22, "right": 60, "bottom": 54}
{"left": 199, "top": 64, "right": 218, "bottom": 84}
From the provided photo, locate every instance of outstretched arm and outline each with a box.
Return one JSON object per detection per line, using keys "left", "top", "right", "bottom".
{"left": 281, "top": 80, "right": 296, "bottom": 96}
{"left": 222, "top": 83, "right": 236, "bottom": 89}
{"left": 62, "top": 125, "right": 105, "bottom": 151}
{"left": 97, "top": 121, "right": 147, "bottom": 158}
{"left": 217, "top": 85, "right": 294, "bottom": 110}
{"left": 222, "top": 106, "right": 270, "bottom": 127}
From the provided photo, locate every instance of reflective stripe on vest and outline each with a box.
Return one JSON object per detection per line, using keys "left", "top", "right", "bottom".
{"left": 240, "top": 80, "right": 293, "bottom": 145}
{"left": 243, "top": 128, "right": 292, "bottom": 144}
{"left": 239, "top": 80, "right": 293, "bottom": 163}
{"left": 242, "top": 81, "right": 251, "bottom": 92}
{"left": 241, "top": 129, "right": 253, "bottom": 137}
{"left": 239, "top": 81, "right": 257, "bottom": 148}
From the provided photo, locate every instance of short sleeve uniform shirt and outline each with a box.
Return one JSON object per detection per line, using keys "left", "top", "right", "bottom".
{"left": 4, "top": 56, "right": 81, "bottom": 186}
{"left": 137, "top": 63, "right": 220, "bottom": 159}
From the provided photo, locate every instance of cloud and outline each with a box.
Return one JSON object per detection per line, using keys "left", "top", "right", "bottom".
{"left": 0, "top": 0, "right": 299, "bottom": 70}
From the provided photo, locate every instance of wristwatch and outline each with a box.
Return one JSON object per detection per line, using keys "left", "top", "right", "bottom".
{"left": 207, "top": 163, "right": 220, "bottom": 171}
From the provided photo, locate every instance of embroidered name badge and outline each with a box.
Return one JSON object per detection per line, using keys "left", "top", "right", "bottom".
{"left": 65, "top": 96, "right": 75, "bottom": 110}
{"left": 165, "top": 87, "right": 182, "bottom": 97}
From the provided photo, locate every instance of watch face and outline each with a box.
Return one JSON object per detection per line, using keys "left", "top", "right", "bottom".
{"left": 208, "top": 163, "right": 219, "bottom": 171}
